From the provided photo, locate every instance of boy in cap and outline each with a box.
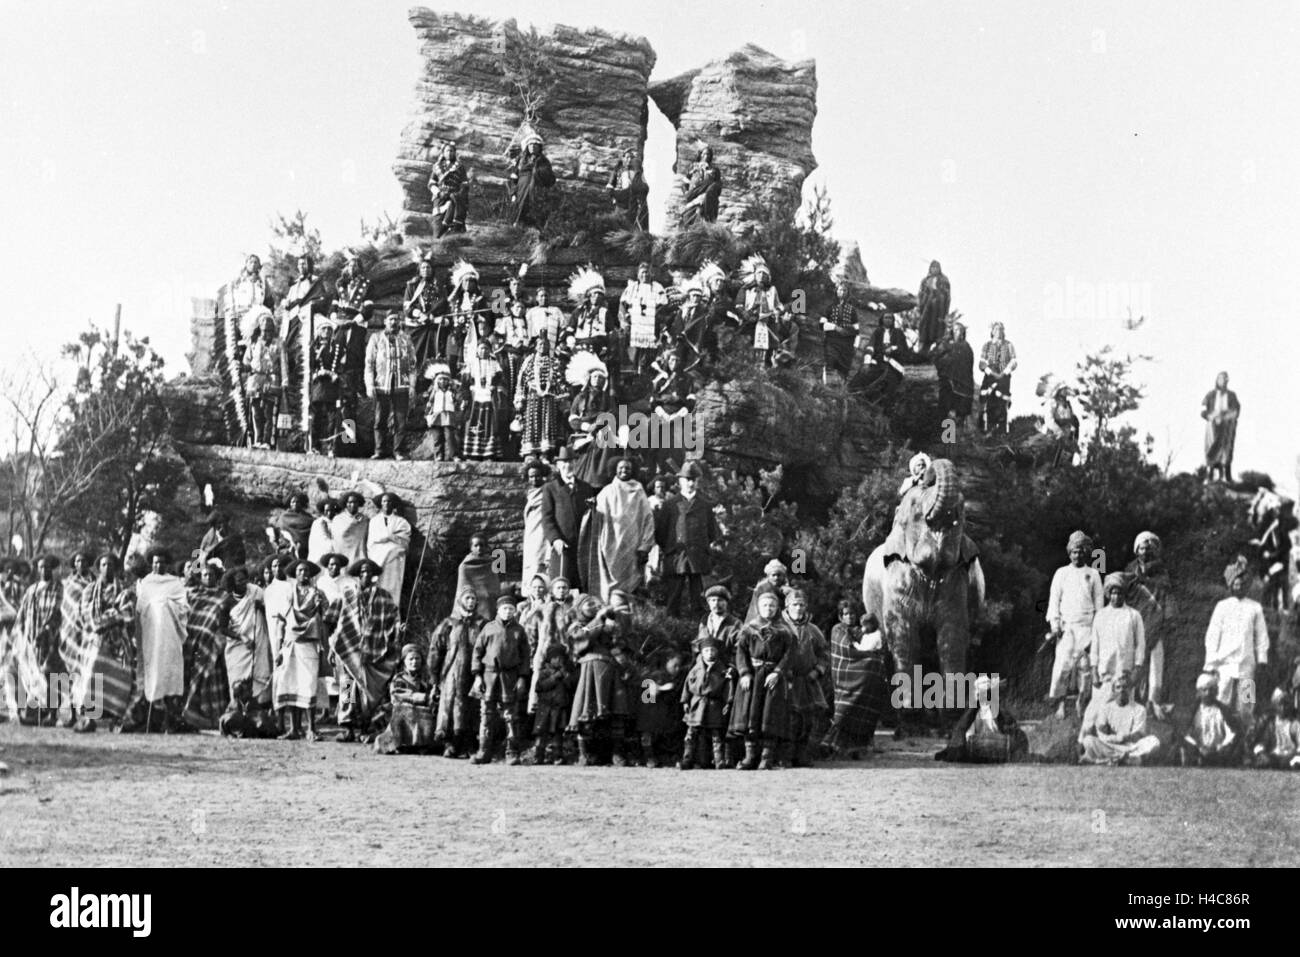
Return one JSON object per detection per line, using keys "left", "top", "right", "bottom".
{"left": 696, "top": 584, "right": 743, "bottom": 664}
{"left": 471, "top": 590, "right": 530, "bottom": 764}
{"left": 1045, "top": 530, "right": 1104, "bottom": 719}
{"left": 680, "top": 636, "right": 731, "bottom": 769}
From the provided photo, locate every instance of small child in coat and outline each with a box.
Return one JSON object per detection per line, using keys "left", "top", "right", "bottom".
{"left": 532, "top": 644, "right": 571, "bottom": 765}
{"left": 635, "top": 650, "right": 686, "bottom": 767}
{"left": 680, "top": 637, "right": 732, "bottom": 769}
{"left": 471, "top": 593, "right": 531, "bottom": 765}
{"left": 376, "top": 643, "right": 436, "bottom": 754}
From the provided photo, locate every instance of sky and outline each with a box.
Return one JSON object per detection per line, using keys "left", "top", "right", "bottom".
{"left": 1, "top": 0, "right": 1297, "bottom": 492}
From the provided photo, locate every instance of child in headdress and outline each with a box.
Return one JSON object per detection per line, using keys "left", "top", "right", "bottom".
{"left": 680, "top": 636, "right": 731, "bottom": 769}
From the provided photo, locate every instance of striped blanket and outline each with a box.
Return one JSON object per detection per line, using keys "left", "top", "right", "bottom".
{"left": 12, "top": 581, "right": 63, "bottom": 710}
{"left": 71, "top": 580, "right": 137, "bottom": 720}
{"left": 829, "top": 625, "right": 891, "bottom": 741}
{"left": 329, "top": 584, "right": 402, "bottom": 718}
{"left": 182, "top": 587, "right": 230, "bottom": 729}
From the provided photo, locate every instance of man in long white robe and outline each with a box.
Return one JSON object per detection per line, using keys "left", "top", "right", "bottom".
{"left": 1087, "top": 571, "right": 1145, "bottom": 719}
{"left": 366, "top": 492, "right": 412, "bottom": 611}
{"left": 330, "top": 491, "right": 369, "bottom": 564}
{"left": 1204, "top": 563, "right": 1270, "bottom": 724}
{"left": 307, "top": 498, "right": 340, "bottom": 566}
{"left": 135, "top": 552, "right": 189, "bottom": 728}
{"left": 223, "top": 567, "right": 272, "bottom": 706}
{"left": 1046, "top": 530, "right": 1104, "bottom": 717}
{"left": 521, "top": 461, "right": 551, "bottom": 586}
{"left": 592, "top": 459, "right": 655, "bottom": 600}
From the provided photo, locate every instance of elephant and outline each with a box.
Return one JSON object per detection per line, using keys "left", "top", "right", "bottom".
{"left": 862, "top": 458, "right": 985, "bottom": 729}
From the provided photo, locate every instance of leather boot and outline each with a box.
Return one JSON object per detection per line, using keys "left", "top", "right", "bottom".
{"left": 576, "top": 735, "right": 593, "bottom": 767}
{"left": 678, "top": 729, "right": 698, "bottom": 770}
{"left": 711, "top": 733, "right": 728, "bottom": 770}
{"left": 738, "top": 737, "right": 761, "bottom": 770}
{"left": 548, "top": 734, "right": 566, "bottom": 765}
{"left": 504, "top": 716, "right": 521, "bottom": 766}
{"left": 641, "top": 732, "right": 657, "bottom": 768}
{"left": 758, "top": 738, "right": 780, "bottom": 770}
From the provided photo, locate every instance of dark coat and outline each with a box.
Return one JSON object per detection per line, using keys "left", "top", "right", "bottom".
{"left": 683, "top": 658, "right": 731, "bottom": 729}
{"left": 540, "top": 476, "right": 595, "bottom": 549}
{"left": 656, "top": 493, "right": 720, "bottom": 576}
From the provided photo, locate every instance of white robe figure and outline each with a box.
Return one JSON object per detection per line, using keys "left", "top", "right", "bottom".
{"left": 307, "top": 515, "right": 337, "bottom": 566}
{"left": 330, "top": 511, "right": 369, "bottom": 564}
{"left": 521, "top": 485, "right": 549, "bottom": 587}
{"left": 593, "top": 476, "right": 655, "bottom": 599}
{"left": 263, "top": 578, "right": 293, "bottom": 705}
{"left": 1089, "top": 604, "right": 1145, "bottom": 687}
{"left": 1079, "top": 697, "right": 1162, "bottom": 765}
{"left": 1045, "top": 563, "right": 1103, "bottom": 699}
{"left": 620, "top": 279, "right": 665, "bottom": 350}
{"left": 367, "top": 512, "right": 412, "bottom": 609}
{"left": 1204, "top": 595, "right": 1270, "bottom": 721}
{"left": 225, "top": 583, "right": 272, "bottom": 703}
{"left": 136, "top": 573, "right": 188, "bottom": 702}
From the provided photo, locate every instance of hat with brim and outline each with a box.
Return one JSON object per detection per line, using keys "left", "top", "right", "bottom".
{"left": 677, "top": 461, "right": 704, "bottom": 480}
{"left": 555, "top": 445, "right": 576, "bottom": 463}
{"left": 348, "top": 559, "right": 381, "bottom": 578}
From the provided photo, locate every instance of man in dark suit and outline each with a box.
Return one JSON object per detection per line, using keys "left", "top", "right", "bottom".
{"left": 331, "top": 305, "right": 371, "bottom": 449}
{"left": 540, "top": 446, "right": 595, "bottom": 590}
{"left": 658, "top": 461, "right": 720, "bottom": 618}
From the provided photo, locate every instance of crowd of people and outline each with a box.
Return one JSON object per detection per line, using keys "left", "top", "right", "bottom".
{"left": 2, "top": 451, "right": 1297, "bottom": 771}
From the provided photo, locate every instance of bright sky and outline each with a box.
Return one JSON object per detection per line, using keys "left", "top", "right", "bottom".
{"left": 1, "top": 0, "right": 1297, "bottom": 492}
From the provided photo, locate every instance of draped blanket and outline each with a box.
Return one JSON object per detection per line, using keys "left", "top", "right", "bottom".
{"left": 12, "top": 581, "right": 63, "bottom": 708}
{"left": 225, "top": 583, "right": 272, "bottom": 704}
{"left": 136, "top": 574, "right": 188, "bottom": 702}
{"left": 593, "top": 478, "right": 654, "bottom": 599}
{"left": 68, "top": 580, "right": 135, "bottom": 719}
{"left": 367, "top": 513, "right": 411, "bottom": 609}
{"left": 329, "top": 584, "right": 401, "bottom": 717}
{"left": 829, "top": 625, "right": 890, "bottom": 740}
{"left": 456, "top": 555, "right": 500, "bottom": 620}
{"left": 182, "top": 587, "right": 230, "bottom": 729}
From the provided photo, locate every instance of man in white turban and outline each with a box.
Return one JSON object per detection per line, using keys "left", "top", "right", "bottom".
{"left": 1045, "top": 530, "right": 1103, "bottom": 718}
{"left": 1203, "top": 562, "right": 1269, "bottom": 725}
{"left": 1088, "top": 571, "right": 1145, "bottom": 715}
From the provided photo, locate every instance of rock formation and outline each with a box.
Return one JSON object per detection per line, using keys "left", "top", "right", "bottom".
{"left": 651, "top": 45, "right": 817, "bottom": 233}
{"left": 393, "top": 9, "right": 656, "bottom": 240}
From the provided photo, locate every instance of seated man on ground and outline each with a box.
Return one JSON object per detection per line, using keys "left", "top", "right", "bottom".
{"left": 1248, "top": 687, "right": 1300, "bottom": 769}
{"left": 1078, "top": 671, "right": 1162, "bottom": 766}
{"left": 935, "top": 675, "right": 1030, "bottom": 764}
{"left": 1175, "top": 671, "right": 1244, "bottom": 767}
{"left": 375, "top": 643, "right": 436, "bottom": 755}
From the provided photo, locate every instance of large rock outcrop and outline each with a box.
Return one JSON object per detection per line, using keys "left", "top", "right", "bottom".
{"left": 651, "top": 45, "right": 817, "bottom": 233}
{"left": 393, "top": 9, "right": 656, "bottom": 240}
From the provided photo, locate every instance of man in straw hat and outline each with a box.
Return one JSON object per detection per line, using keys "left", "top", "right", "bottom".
{"left": 1203, "top": 560, "right": 1269, "bottom": 726}
{"left": 1045, "top": 530, "right": 1103, "bottom": 719}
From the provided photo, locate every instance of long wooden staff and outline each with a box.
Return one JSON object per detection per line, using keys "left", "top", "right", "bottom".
{"left": 404, "top": 512, "right": 437, "bottom": 628}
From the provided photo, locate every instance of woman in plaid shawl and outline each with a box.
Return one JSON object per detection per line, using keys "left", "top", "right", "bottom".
{"left": 12, "top": 555, "right": 65, "bottom": 725}
{"left": 69, "top": 555, "right": 137, "bottom": 732}
{"left": 331, "top": 558, "right": 403, "bottom": 743}
{"left": 821, "top": 605, "right": 890, "bottom": 757}
{"left": 181, "top": 561, "right": 231, "bottom": 731}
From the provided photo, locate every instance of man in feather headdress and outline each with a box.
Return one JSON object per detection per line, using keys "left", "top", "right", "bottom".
{"left": 569, "top": 266, "right": 613, "bottom": 364}
{"left": 567, "top": 354, "right": 620, "bottom": 488}
{"left": 734, "top": 257, "right": 790, "bottom": 367}
{"left": 508, "top": 126, "right": 556, "bottom": 228}
{"left": 404, "top": 251, "right": 449, "bottom": 390}
{"left": 428, "top": 141, "right": 469, "bottom": 236}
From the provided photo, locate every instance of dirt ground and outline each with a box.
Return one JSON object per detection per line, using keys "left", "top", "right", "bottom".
{"left": 1, "top": 721, "right": 1297, "bottom": 868}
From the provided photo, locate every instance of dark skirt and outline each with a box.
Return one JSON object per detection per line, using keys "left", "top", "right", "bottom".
{"left": 831, "top": 650, "right": 891, "bottom": 739}
{"left": 728, "top": 661, "right": 790, "bottom": 739}
{"left": 521, "top": 395, "right": 564, "bottom": 457}
{"left": 568, "top": 655, "right": 629, "bottom": 728}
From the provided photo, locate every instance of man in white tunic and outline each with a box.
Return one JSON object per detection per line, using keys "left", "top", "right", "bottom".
{"left": 1204, "top": 562, "right": 1269, "bottom": 724}
{"left": 330, "top": 491, "right": 369, "bottom": 564}
{"left": 307, "top": 498, "right": 340, "bottom": 566}
{"left": 1089, "top": 571, "right": 1145, "bottom": 711}
{"left": 222, "top": 565, "right": 272, "bottom": 707}
{"left": 366, "top": 491, "right": 412, "bottom": 612}
{"left": 521, "top": 460, "right": 551, "bottom": 587}
{"left": 1045, "top": 530, "right": 1104, "bottom": 718}
{"left": 619, "top": 262, "right": 665, "bottom": 375}
{"left": 1078, "top": 671, "right": 1162, "bottom": 765}
{"left": 135, "top": 549, "right": 189, "bottom": 731}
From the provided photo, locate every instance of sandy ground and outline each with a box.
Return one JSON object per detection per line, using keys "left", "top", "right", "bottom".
{"left": 1, "top": 721, "right": 1297, "bottom": 868}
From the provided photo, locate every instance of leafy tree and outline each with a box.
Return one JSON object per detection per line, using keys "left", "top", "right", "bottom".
{"left": 497, "top": 25, "right": 558, "bottom": 125}
{"left": 1073, "top": 345, "right": 1150, "bottom": 449}
{"left": 52, "top": 325, "right": 186, "bottom": 561}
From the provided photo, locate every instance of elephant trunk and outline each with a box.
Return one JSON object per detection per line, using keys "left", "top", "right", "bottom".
{"left": 925, "top": 458, "right": 960, "bottom": 524}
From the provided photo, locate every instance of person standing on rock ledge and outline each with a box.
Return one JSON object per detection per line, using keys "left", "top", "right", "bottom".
{"left": 679, "top": 144, "right": 722, "bottom": 227}
{"left": 428, "top": 142, "right": 469, "bottom": 237}
{"left": 606, "top": 147, "right": 649, "bottom": 230}
{"left": 916, "top": 260, "right": 951, "bottom": 356}
{"left": 365, "top": 311, "right": 417, "bottom": 461}
{"left": 507, "top": 127, "right": 556, "bottom": 229}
